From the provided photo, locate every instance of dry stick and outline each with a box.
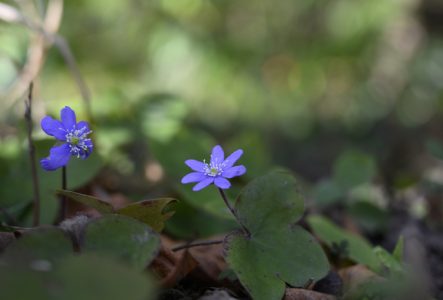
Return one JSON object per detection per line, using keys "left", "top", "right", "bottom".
{"left": 0, "top": 3, "right": 93, "bottom": 122}
{"left": 218, "top": 188, "right": 251, "bottom": 237}
{"left": 172, "top": 239, "right": 224, "bottom": 252}
{"left": 52, "top": 35, "right": 93, "bottom": 122}
{"left": 25, "top": 83, "right": 41, "bottom": 227}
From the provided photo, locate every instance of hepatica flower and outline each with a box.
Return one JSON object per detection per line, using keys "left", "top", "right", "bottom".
{"left": 40, "top": 106, "right": 93, "bottom": 171}
{"left": 182, "top": 145, "right": 246, "bottom": 191}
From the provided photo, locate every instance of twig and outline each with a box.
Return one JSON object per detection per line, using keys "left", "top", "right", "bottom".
{"left": 171, "top": 239, "right": 224, "bottom": 252}
{"left": 25, "top": 83, "right": 41, "bottom": 226}
{"left": 218, "top": 188, "right": 251, "bottom": 237}
{"left": 1, "top": 1, "right": 93, "bottom": 122}
{"left": 52, "top": 35, "right": 93, "bottom": 122}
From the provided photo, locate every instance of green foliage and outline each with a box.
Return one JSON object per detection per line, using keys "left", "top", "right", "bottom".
{"left": 0, "top": 254, "right": 155, "bottom": 300}
{"left": 57, "top": 190, "right": 114, "bottom": 214}
{"left": 165, "top": 200, "right": 237, "bottom": 239}
{"left": 313, "top": 179, "right": 344, "bottom": 206}
{"left": 333, "top": 150, "right": 377, "bottom": 191}
{"left": 0, "top": 139, "right": 104, "bottom": 224}
{"left": 392, "top": 236, "right": 404, "bottom": 262}
{"left": 225, "top": 172, "right": 329, "bottom": 300}
{"left": 426, "top": 138, "right": 443, "bottom": 160}
{"left": 116, "top": 198, "right": 177, "bottom": 232}
{"left": 59, "top": 190, "right": 176, "bottom": 231}
{"left": 1, "top": 227, "right": 72, "bottom": 263}
{"left": 307, "top": 215, "right": 380, "bottom": 271}
{"left": 348, "top": 200, "right": 388, "bottom": 233}
{"left": 82, "top": 215, "right": 160, "bottom": 270}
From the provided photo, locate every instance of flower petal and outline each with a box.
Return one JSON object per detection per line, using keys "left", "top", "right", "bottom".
{"left": 222, "top": 165, "right": 246, "bottom": 178}
{"left": 223, "top": 149, "right": 243, "bottom": 168}
{"left": 60, "top": 106, "right": 76, "bottom": 130}
{"left": 79, "top": 139, "right": 94, "bottom": 159}
{"left": 181, "top": 172, "right": 206, "bottom": 184}
{"left": 76, "top": 121, "right": 90, "bottom": 132}
{"left": 214, "top": 177, "right": 231, "bottom": 189}
{"left": 41, "top": 116, "right": 67, "bottom": 141}
{"left": 40, "top": 143, "right": 71, "bottom": 171}
{"left": 185, "top": 159, "right": 205, "bottom": 172}
{"left": 211, "top": 145, "right": 224, "bottom": 165}
{"left": 192, "top": 177, "right": 214, "bottom": 191}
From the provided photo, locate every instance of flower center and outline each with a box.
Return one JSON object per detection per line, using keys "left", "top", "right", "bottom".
{"left": 65, "top": 126, "right": 92, "bottom": 158}
{"left": 203, "top": 158, "right": 224, "bottom": 177}
{"left": 210, "top": 167, "right": 218, "bottom": 176}
{"left": 70, "top": 136, "right": 80, "bottom": 145}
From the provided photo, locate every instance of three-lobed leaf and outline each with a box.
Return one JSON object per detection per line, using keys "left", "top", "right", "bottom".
{"left": 225, "top": 171, "right": 329, "bottom": 300}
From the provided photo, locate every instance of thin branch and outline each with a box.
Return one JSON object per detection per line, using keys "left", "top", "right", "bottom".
{"left": 171, "top": 239, "right": 224, "bottom": 252}
{"left": 0, "top": 1, "right": 93, "bottom": 122}
{"left": 25, "top": 83, "right": 41, "bottom": 226}
{"left": 218, "top": 188, "right": 251, "bottom": 237}
{"left": 52, "top": 35, "right": 93, "bottom": 121}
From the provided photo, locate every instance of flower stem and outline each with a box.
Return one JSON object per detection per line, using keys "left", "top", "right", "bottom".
{"left": 218, "top": 188, "right": 250, "bottom": 237}
{"left": 57, "top": 166, "right": 67, "bottom": 222}
{"left": 171, "top": 239, "right": 224, "bottom": 252}
{"left": 24, "top": 83, "right": 40, "bottom": 227}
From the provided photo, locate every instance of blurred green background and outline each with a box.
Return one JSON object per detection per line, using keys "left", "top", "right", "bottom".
{"left": 1, "top": 0, "right": 443, "bottom": 234}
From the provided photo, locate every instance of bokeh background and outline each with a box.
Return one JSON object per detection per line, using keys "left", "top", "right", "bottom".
{"left": 1, "top": 0, "right": 443, "bottom": 245}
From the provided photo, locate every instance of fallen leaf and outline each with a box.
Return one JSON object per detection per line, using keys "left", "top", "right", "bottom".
{"left": 150, "top": 236, "right": 198, "bottom": 287}
{"left": 338, "top": 264, "right": 382, "bottom": 292}
{"left": 284, "top": 288, "right": 337, "bottom": 300}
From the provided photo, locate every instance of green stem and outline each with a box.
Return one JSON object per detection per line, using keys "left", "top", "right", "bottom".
{"left": 58, "top": 166, "right": 67, "bottom": 222}
{"left": 171, "top": 239, "right": 223, "bottom": 252}
{"left": 218, "top": 188, "right": 250, "bottom": 237}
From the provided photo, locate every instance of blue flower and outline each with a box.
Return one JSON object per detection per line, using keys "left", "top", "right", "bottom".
{"left": 40, "top": 106, "right": 93, "bottom": 171}
{"left": 181, "top": 145, "right": 246, "bottom": 191}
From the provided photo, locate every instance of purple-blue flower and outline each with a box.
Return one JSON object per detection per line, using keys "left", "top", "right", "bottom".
{"left": 40, "top": 106, "right": 93, "bottom": 171}
{"left": 181, "top": 145, "right": 246, "bottom": 191}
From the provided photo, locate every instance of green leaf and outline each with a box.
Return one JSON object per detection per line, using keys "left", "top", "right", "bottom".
{"left": 0, "top": 254, "right": 155, "bottom": 300}
{"left": 57, "top": 190, "right": 176, "bottom": 232}
{"left": 313, "top": 179, "right": 344, "bottom": 206}
{"left": 333, "top": 150, "right": 377, "bottom": 190}
{"left": 307, "top": 215, "right": 380, "bottom": 271}
{"left": 348, "top": 200, "right": 388, "bottom": 233}
{"left": 373, "top": 246, "right": 403, "bottom": 275}
{"left": 1, "top": 227, "right": 73, "bottom": 263}
{"left": 178, "top": 184, "right": 233, "bottom": 219}
{"left": 82, "top": 215, "right": 160, "bottom": 270}
{"left": 392, "top": 235, "right": 404, "bottom": 262}
{"left": 426, "top": 138, "right": 443, "bottom": 160}
{"left": 57, "top": 190, "right": 114, "bottom": 214}
{"left": 165, "top": 200, "right": 237, "bottom": 239}
{"left": 54, "top": 254, "right": 155, "bottom": 300}
{"left": 116, "top": 198, "right": 177, "bottom": 232}
{"left": 225, "top": 172, "right": 329, "bottom": 300}
{"left": 0, "top": 139, "right": 104, "bottom": 225}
